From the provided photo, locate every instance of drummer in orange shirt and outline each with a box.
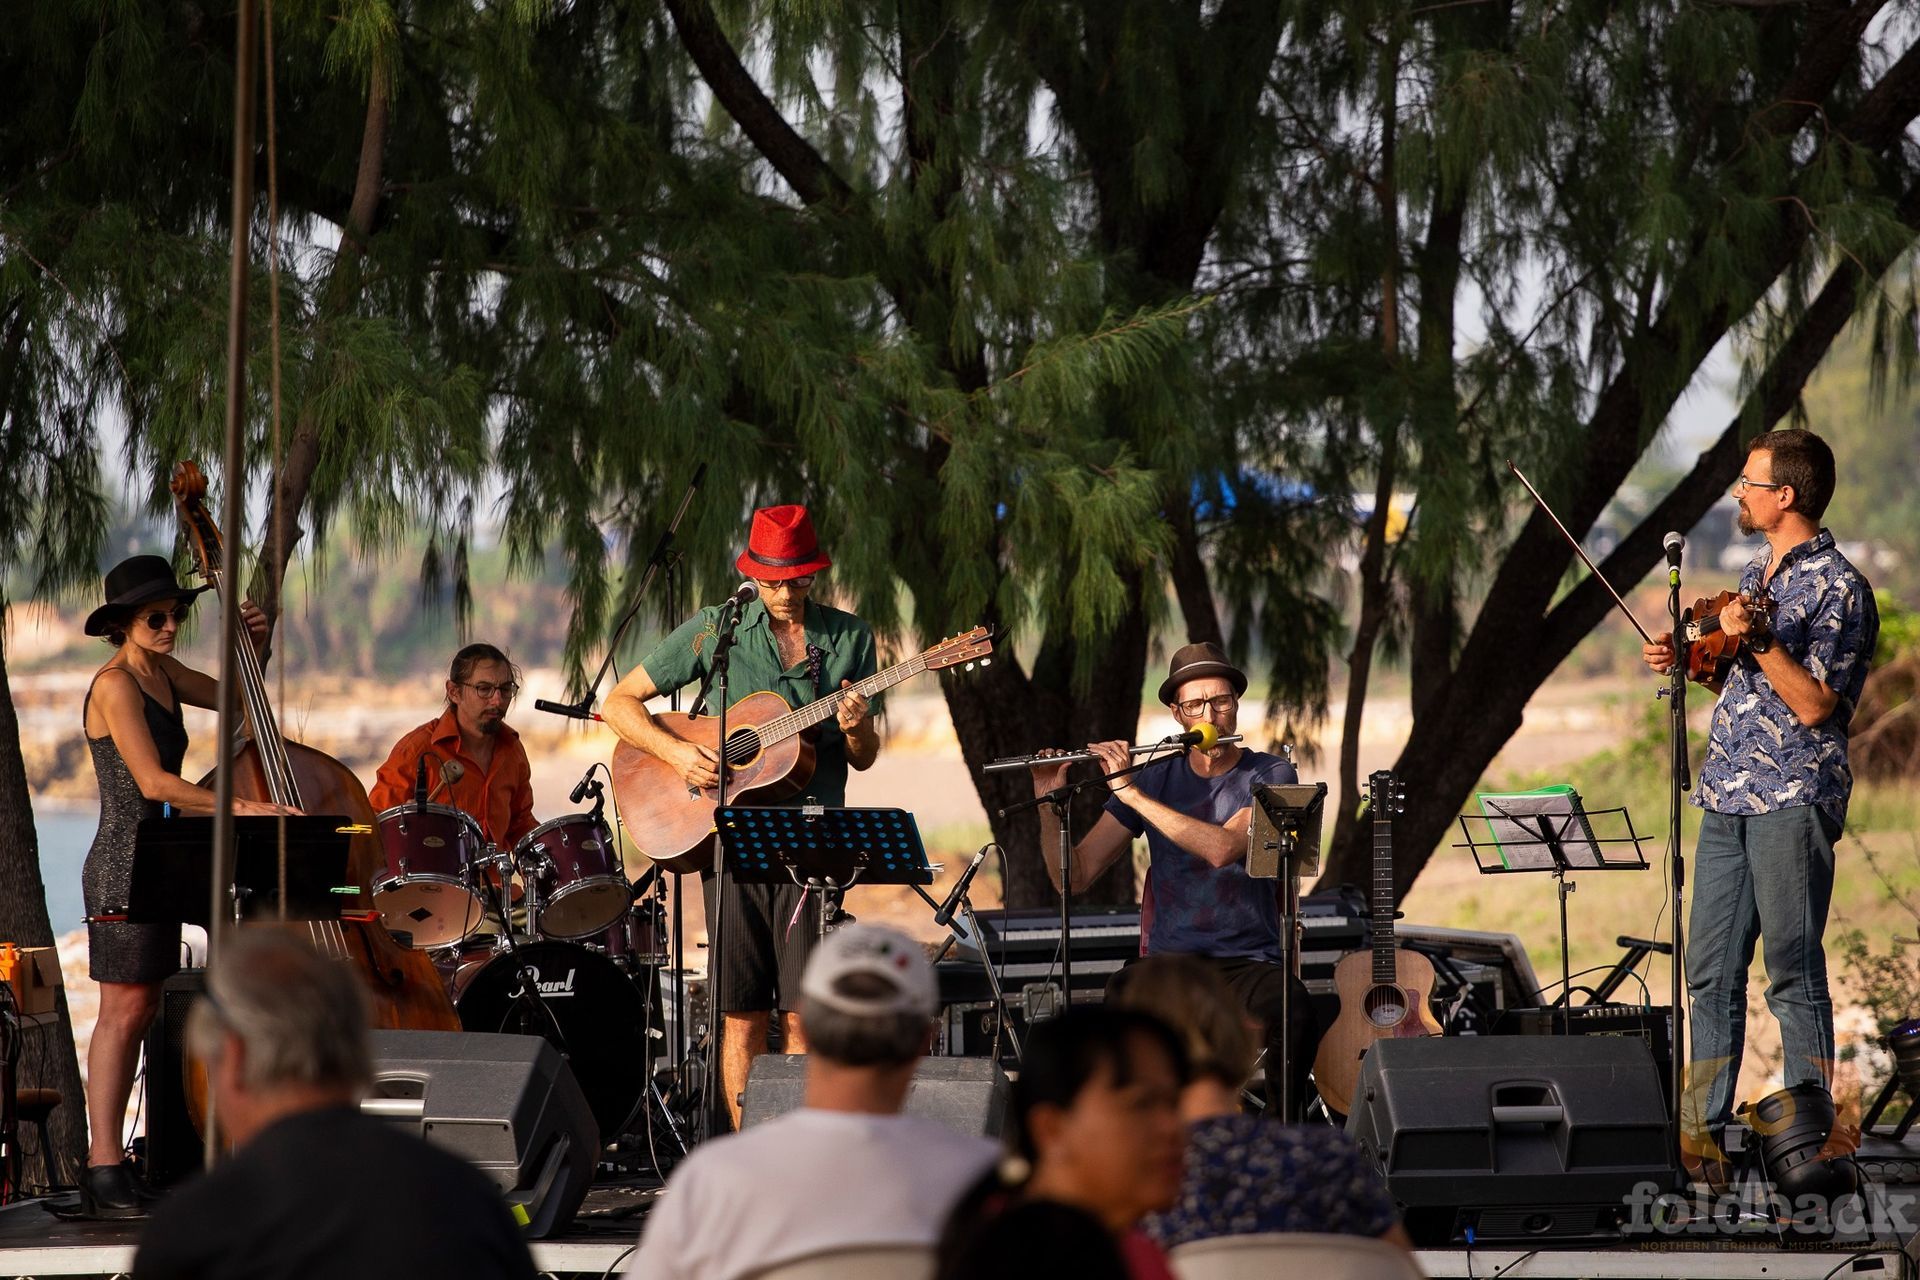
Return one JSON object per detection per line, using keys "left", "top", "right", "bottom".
{"left": 370, "top": 643, "right": 538, "bottom": 850}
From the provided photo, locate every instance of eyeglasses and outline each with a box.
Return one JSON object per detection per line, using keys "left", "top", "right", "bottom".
{"left": 459, "top": 681, "right": 520, "bottom": 701}
{"left": 754, "top": 576, "right": 815, "bottom": 593}
{"left": 1734, "top": 475, "right": 1787, "bottom": 494}
{"left": 139, "top": 605, "right": 192, "bottom": 630}
{"left": 1174, "top": 694, "right": 1238, "bottom": 717}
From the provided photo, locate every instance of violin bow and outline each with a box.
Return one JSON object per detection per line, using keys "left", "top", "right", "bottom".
{"left": 1507, "top": 459, "right": 1657, "bottom": 646}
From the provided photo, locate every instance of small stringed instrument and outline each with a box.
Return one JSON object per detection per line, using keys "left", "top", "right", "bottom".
{"left": 1311, "top": 769, "right": 1441, "bottom": 1117}
{"left": 612, "top": 626, "right": 995, "bottom": 872}
{"left": 1679, "top": 589, "right": 1775, "bottom": 685}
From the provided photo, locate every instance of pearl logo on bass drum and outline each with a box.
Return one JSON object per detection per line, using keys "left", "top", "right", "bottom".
{"left": 514, "top": 963, "right": 579, "bottom": 998}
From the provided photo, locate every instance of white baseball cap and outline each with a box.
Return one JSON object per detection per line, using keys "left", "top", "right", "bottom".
{"left": 800, "top": 924, "right": 938, "bottom": 1020}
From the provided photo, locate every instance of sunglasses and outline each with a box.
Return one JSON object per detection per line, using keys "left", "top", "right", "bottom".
{"left": 138, "top": 605, "right": 193, "bottom": 630}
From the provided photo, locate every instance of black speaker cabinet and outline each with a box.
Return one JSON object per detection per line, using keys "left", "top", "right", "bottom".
{"left": 742, "top": 1054, "right": 1008, "bottom": 1137}
{"left": 141, "top": 969, "right": 207, "bottom": 1188}
{"left": 1346, "top": 1036, "right": 1681, "bottom": 1245}
{"left": 365, "top": 1029, "right": 598, "bottom": 1238}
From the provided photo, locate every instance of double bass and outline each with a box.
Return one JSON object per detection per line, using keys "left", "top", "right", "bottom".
{"left": 170, "top": 460, "right": 458, "bottom": 1039}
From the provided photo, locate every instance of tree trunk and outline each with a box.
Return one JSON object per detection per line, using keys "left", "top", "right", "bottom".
{"left": 0, "top": 626, "right": 90, "bottom": 1183}
{"left": 946, "top": 591, "right": 1151, "bottom": 910}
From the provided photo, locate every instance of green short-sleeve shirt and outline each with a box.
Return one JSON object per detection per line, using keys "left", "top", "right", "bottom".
{"left": 638, "top": 598, "right": 881, "bottom": 807}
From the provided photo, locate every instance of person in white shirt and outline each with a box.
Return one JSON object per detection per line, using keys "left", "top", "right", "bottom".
{"left": 626, "top": 924, "right": 998, "bottom": 1280}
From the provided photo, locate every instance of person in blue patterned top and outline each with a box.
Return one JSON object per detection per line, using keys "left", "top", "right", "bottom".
{"left": 1029, "top": 643, "right": 1319, "bottom": 1119}
{"left": 1115, "top": 955, "right": 1409, "bottom": 1252}
{"left": 1642, "top": 428, "right": 1879, "bottom": 1179}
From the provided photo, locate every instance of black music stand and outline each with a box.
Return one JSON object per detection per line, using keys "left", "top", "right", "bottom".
{"left": 1454, "top": 787, "right": 1648, "bottom": 1024}
{"left": 1247, "top": 782, "right": 1325, "bottom": 1124}
{"left": 126, "top": 816, "right": 356, "bottom": 926}
{"left": 715, "top": 806, "right": 934, "bottom": 945}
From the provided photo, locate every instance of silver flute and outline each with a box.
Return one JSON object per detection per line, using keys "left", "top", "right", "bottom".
{"left": 981, "top": 735, "right": 1243, "bottom": 773}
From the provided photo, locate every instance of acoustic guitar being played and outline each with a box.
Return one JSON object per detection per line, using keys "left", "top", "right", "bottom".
{"left": 612, "top": 627, "right": 994, "bottom": 873}
{"left": 1311, "top": 769, "right": 1442, "bottom": 1118}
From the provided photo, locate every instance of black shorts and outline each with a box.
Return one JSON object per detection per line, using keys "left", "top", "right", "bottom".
{"left": 702, "top": 876, "right": 821, "bottom": 1014}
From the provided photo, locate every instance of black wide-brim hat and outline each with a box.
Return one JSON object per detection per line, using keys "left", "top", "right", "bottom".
{"left": 84, "top": 555, "right": 211, "bottom": 636}
{"left": 1157, "top": 641, "right": 1249, "bottom": 706}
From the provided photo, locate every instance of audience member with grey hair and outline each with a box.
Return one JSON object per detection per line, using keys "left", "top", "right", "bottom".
{"left": 627, "top": 924, "right": 999, "bottom": 1280}
{"left": 133, "top": 931, "right": 535, "bottom": 1280}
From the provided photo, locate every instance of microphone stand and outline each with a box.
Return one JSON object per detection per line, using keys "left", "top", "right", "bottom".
{"left": 999, "top": 745, "right": 1195, "bottom": 1011}
{"left": 1664, "top": 558, "right": 1691, "bottom": 1166}
{"left": 689, "top": 592, "right": 747, "bottom": 1140}
{"left": 533, "top": 462, "right": 706, "bottom": 722}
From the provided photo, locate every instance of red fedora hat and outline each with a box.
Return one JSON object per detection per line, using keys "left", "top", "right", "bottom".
{"left": 736, "top": 504, "right": 833, "bottom": 580}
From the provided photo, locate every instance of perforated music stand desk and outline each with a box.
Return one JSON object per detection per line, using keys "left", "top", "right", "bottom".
{"left": 715, "top": 806, "right": 933, "bottom": 939}
{"left": 124, "top": 816, "right": 356, "bottom": 927}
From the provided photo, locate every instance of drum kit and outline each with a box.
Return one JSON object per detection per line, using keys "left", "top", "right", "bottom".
{"left": 367, "top": 774, "right": 695, "bottom": 1154}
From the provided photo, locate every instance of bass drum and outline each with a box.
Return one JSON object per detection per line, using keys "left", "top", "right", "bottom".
{"left": 451, "top": 940, "right": 658, "bottom": 1142}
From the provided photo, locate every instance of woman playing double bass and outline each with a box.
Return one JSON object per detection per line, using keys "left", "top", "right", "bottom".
{"left": 77, "top": 555, "right": 298, "bottom": 1218}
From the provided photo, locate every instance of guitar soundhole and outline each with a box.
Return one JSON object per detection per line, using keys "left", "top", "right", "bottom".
{"left": 1363, "top": 985, "right": 1408, "bottom": 1028}
{"left": 723, "top": 727, "right": 763, "bottom": 767}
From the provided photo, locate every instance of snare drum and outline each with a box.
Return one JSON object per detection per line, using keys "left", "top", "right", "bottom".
{"left": 517, "top": 813, "right": 628, "bottom": 941}
{"left": 374, "top": 803, "right": 489, "bottom": 948}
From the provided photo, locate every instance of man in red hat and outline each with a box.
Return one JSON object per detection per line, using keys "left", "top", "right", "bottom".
{"left": 604, "top": 504, "right": 881, "bottom": 1129}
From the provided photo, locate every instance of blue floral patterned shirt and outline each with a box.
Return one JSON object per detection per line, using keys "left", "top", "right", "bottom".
{"left": 1692, "top": 529, "right": 1878, "bottom": 833}
{"left": 1141, "top": 1116, "right": 1399, "bottom": 1248}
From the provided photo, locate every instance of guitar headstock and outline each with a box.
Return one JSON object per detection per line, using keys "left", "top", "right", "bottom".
{"left": 169, "top": 461, "right": 224, "bottom": 587}
{"left": 1367, "top": 769, "right": 1406, "bottom": 817}
{"left": 925, "top": 625, "right": 994, "bottom": 673}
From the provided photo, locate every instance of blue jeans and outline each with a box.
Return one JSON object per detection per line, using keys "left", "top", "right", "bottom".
{"left": 1684, "top": 806, "right": 1838, "bottom": 1149}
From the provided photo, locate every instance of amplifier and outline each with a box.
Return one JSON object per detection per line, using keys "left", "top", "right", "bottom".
{"left": 1491, "top": 1005, "right": 1674, "bottom": 1114}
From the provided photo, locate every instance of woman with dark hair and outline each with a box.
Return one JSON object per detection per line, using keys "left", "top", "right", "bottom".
{"left": 1113, "top": 955, "right": 1410, "bottom": 1250}
{"left": 939, "top": 1005, "right": 1189, "bottom": 1280}
{"left": 77, "top": 556, "right": 295, "bottom": 1217}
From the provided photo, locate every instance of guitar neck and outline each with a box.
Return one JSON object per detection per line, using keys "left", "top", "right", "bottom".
{"left": 1371, "top": 810, "right": 1396, "bottom": 985}
{"left": 756, "top": 653, "right": 931, "bottom": 743}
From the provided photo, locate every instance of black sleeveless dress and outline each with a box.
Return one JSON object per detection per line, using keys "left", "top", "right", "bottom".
{"left": 83, "top": 670, "right": 188, "bottom": 983}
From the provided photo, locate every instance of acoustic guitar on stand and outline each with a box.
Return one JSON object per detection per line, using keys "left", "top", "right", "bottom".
{"left": 1311, "top": 768, "right": 1442, "bottom": 1117}
{"left": 612, "top": 626, "right": 994, "bottom": 873}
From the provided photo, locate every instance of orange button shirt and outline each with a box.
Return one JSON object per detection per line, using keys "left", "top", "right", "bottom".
{"left": 369, "top": 708, "right": 537, "bottom": 848}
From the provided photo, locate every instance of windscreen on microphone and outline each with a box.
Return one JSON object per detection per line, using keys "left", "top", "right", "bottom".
{"left": 1185, "top": 722, "right": 1221, "bottom": 751}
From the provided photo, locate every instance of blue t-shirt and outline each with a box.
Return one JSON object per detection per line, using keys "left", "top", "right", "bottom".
{"left": 1103, "top": 749, "right": 1298, "bottom": 962}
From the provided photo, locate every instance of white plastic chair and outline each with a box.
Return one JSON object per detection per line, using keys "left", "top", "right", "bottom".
{"left": 1169, "top": 1232, "right": 1425, "bottom": 1280}
{"left": 741, "top": 1242, "right": 936, "bottom": 1280}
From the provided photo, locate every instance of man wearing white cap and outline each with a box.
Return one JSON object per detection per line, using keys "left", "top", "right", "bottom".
{"left": 625, "top": 925, "right": 997, "bottom": 1280}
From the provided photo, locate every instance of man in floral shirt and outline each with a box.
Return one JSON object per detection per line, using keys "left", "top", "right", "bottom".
{"left": 1643, "top": 429, "right": 1878, "bottom": 1177}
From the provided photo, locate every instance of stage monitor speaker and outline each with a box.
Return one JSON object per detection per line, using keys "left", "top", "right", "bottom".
{"left": 365, "top": 1029, "right": 598, "bottom": 1238}
{"left": 142, "top": 969, "right": 206, "bottom": 1188}
{"left": 742, "top": 1054, "right": 1008, "bottom": 1138}
{"left": 1346, "top": 1036, "right": 1681, "bottom": 1246}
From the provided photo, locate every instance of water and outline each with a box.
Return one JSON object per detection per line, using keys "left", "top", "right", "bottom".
{"left": 33, "top": 806, "right": 94, "bottom": 937}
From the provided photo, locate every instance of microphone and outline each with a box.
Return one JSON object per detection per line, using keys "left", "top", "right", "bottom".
{"left": 414, "top": 755, "right": 429, "bottom": 808}
{"left": 569, "top": 763, "right": 599, "bottom": 806}
{"left": 934, "top": 844, "right": 991, "bottom": 928}
{"left": 1664, "top": 531, "right": 1685, "bottom": 572}
{"left": 722, "top": 580, "right": 759, "bottom": 609}
{"left": 425, "top": 759, "right": 465, "bottom": 805}
{"left": 1166, "top": 722, "right": 1222, "bottom": 751}
{"left": 534, "top": 697, "right": 600, "bottom": 721}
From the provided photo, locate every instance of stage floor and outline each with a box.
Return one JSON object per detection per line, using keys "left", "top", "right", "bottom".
{"left": 2, "top": 1168, "right": 1916, "bottom": 1279}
